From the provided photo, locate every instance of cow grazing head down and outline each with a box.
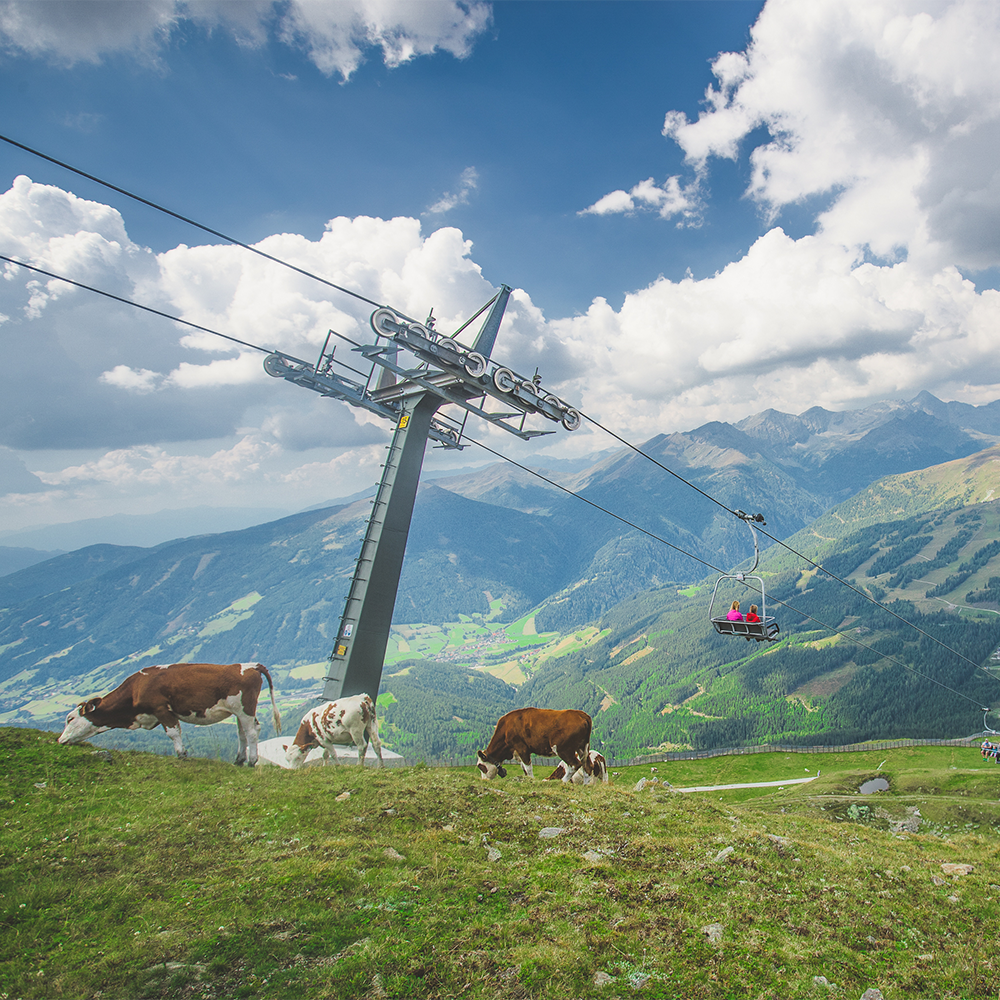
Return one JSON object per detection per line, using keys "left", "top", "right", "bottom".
{"left": 476, "top": 750, "right": 507, "bottom": 780}
{"left": 284, "top": 693, "right": 383, "bottom": 768}
{"left": 477, "top": 708, "right": 593, "bottom": 783}
{"left": 58, "top": 699, "right": 109, "bottom": 746}
{"left": 56, "top": 662, "right": 281, "bottom": 766}
{"left": 546, "top": 750, "right": 609, "bottom": 784}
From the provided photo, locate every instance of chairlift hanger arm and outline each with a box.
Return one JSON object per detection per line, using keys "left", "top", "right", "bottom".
{"left": 263, "top": 351, "right": 464, "bottom": 449}
{"left": 355, "top": 344, "right": 555, "bottom": 442}
{"left": 727, "top": 508, "right": 767, "bottom": 574}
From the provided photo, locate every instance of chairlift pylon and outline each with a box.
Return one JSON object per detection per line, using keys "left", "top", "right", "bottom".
{"left": 709, "top": 510, "right": 780, "bottom": 643}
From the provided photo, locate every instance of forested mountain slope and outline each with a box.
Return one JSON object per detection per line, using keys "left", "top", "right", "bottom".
{"left": 513, "top": 496, "right": 1000, "bottom": 758}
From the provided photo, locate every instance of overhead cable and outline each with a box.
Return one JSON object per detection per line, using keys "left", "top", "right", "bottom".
{"left": 0, "top": 132, "right": 387, "bottom": 312}
{"left": 0, "top": 254, "right": 272, "bottom": 355}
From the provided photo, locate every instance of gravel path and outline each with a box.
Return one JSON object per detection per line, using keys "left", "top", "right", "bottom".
{"left": 673, "top": 775, "right": 818, "bottom": 793}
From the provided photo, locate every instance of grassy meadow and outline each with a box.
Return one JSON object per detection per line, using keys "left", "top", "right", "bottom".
{"left": 2, "top": 728, "right": 999, "bottom": 999}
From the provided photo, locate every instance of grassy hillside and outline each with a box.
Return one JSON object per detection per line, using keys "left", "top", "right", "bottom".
{"left": 785, "top": 445, "right": 1000, "bottom": 558}
{"left": 3, "top": 728, "right": 999, "bottom": 999}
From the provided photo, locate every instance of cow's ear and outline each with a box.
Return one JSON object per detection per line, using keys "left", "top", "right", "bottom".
{"left": 477, "top": 750, "right": 487, "bottom": 762}
{"left": 84, "top": 699, "right": 100, "bottom": 715}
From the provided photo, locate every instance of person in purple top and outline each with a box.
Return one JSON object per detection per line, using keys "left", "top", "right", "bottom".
{"left": 726, "top": 600, "right": 743, "bottom": 622}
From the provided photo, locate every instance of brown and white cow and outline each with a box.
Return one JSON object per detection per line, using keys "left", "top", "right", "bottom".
{"left": 546, "top": 749, "right": 609, "bottom": 784}
{"left": 284, "top": 693, "right": 383, "bottom": 768}
{"left": 476, "top": 707, "right": 594, "bottom": 783}
{"left": 57, "top": 662, "right": 281, "bottom": 766}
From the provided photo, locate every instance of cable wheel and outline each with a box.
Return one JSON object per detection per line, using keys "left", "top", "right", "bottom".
{"left": 263, "top": 353, "right": 291, "bottom": 377}
{"left": 561, "top": 407, "right": 581, "bottom": 431}
{"left": 370, "top": 308, "right": 398, "bottom": 337}
{"left": 493, "top": 367, "right": 516, "bottom": 392}
{"left": 464, "top": 352, "right": 487, "bottom": 378}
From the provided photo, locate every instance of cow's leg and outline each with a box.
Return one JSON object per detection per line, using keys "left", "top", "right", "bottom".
{"left": 557, "top": 750, "right": 582, "bottom": 783}
{"left": 235, "top": 718, "right": 249, "bottom": 766}
{"left": 339, "top": 723, "right": 364, "bottom": 766}
{"left": 326, "top": 744, "right": 339, "bottom": 765}
{"left": 514, "top": 752, "right": 533, "bottom": 777}
{"left": 158, "top": 715, "right": 186, "bottom": 759}
{"left": 243, "top": 715, "right": 261, "bottom": 767}
{"left": 367, "top": 714, "right": 385, "bottom": 768}
{"left": 233, "top": 709, "right": 261, "bottom": 766}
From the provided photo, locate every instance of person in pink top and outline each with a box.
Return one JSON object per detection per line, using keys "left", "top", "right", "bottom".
{"left": 726, "top": 600, "right": 743, "bottom": 621}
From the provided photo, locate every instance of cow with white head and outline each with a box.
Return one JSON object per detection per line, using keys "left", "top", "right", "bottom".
{"left": 58, "top": 662, "right": 281, "bottom": 765}
{"left": 546, "top": 749, "right": 609, "bottom": 784}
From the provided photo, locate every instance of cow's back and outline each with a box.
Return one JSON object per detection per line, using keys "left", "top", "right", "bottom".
{"left": 132, "top": 662, "right": 259, "bottom": 714}
{"left": 497, "top": 707, "right": 591, "bottom": 755}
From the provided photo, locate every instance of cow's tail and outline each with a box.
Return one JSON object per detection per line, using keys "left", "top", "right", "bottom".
{"left": 257, "top": 664, "right": 281, "bottom": 735}
{"left": 582, "top": 739, "right": 593, "bottom": 776}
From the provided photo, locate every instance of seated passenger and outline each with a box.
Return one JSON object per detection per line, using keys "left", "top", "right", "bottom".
{"left": 726, "top": 600, "right": 743, "bottom": 622}
{"left": 745, "top": 604, "right": 761, "bottom": 623}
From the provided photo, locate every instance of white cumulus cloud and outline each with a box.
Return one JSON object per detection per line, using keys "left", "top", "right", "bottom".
{"left": 6, "top": 0, "right": 1000, "bottom": 522}
{"left": 0, "top": 0, "right": 492, "bottom": 79}
{"left": 580, "top": 175, "right": 701, "bottom": 223}
{"left": 660, "top": 0, "right": 1000, "bottom": 272}
{"left": 564, "top": 0, "right": 1000, "bottom": 436}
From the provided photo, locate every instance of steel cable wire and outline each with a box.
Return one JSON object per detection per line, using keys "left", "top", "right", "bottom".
{"left": 0, "top": 132, "right": 387, "bottom": 312}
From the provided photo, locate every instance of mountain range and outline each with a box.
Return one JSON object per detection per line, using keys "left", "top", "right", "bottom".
{"left": 2, "top": 391, "right": 999, "bottom": 755}
{"left": 0, "top": 505, "right": 294, "bottom": 553}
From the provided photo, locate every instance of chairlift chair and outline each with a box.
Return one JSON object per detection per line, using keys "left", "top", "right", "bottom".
{"left": 709, "top": 511, "right": 780, "bottom": 643}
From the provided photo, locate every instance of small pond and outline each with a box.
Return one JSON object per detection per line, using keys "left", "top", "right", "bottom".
{"left": 859, "top": 777, "right": 889, "bottom": 794}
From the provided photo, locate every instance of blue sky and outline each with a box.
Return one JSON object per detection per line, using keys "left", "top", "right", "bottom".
{"left": 2, "top": 0, "right": 1000, "bottom": 536}
{"left": 2, "top": 2, "right": 766, "bottom": 316}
